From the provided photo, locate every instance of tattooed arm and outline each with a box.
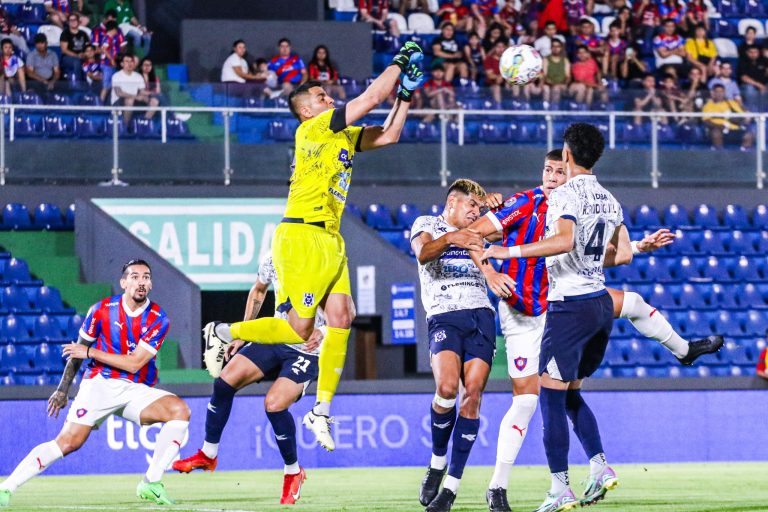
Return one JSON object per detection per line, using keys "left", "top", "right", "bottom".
{"left": 47, "top": 335, "right": 93, "bottom": 418}
{"left": 243, "top": 279, "right": 270, "bottom": 321}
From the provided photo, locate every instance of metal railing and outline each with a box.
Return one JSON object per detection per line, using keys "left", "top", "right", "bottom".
{"left": 0, "top": 104, "right": 764, "bottom": 189}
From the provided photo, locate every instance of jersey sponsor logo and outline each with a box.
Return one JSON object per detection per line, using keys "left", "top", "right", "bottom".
{"left": 501, "top": 208, "right": 522, "bottom": 226}
{"left": 76, "top": 408, "right": 88, "bottom": 418}
{"left": 303, "top": 293, "right": 315, "bottom": 308}
{"left": 337, "top": 148, "right": 353, "bottom": 170}
{"left": 514, "top": 356, "right": 527, "bottom": 371}
{"left": 141, "top": 327, "right": 161, "bottom": 343}
{"left": 432, "top": 330, "right": 447, "bottom": 344}
{"left": 328, "top": 186, "right": 347, "bottom": 203}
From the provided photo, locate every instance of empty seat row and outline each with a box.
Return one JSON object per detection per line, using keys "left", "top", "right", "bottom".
{"left": 605, "top": 338, "right": 763, "bottom": 366}
{"left": 631, "top": 204, "right": 766, "bottom": 229}
{"left": 2, "top": 203, "right": 74, "bottom": 230}
{"left": 0, "top": 313, "right": 81, "bottom": 343}
{"left": 357, "top": 203, "right": 441, "bottom": 230}
{"left": 613, "top": 310, "right": 768, "bottom": 337}
{"left": 616, "top": 282, "right": 768, "bottom": 311}
{"left": 14, "top": 115, "right": 194, "bottom": 140}
{"left": 0, "top": 285, "right": 72, "bottom": 314}
{"left": 629, "top": 229, "right": 768, "bottom": 256}
{"left": 593, "top": 364, "right": 755, "bottom": 379}
{"left": 605, "top": 255, "right": 768, "bottom": 283}
{"left": 0, "top": 342, "right": 65, "bottom": 373}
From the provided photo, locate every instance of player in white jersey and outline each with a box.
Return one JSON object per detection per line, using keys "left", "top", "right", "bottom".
{"left": 411, "top": 179, "right": 492, "bottom": 512}
{"left": 483, "top": 123, "right": 629, "bottom": 512}
{"left": 174, "top": 252, "right": 332, "bottom": 505}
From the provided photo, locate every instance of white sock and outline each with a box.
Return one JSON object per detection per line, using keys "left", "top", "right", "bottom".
{"left": 621, "top": 291, "right": 689, "bottom": 358}
{"left": 443, "top": 475, "right": 460, "bottom": 493}
{"left": 488, "top": 393, "right": 538, "bottom": 489}
{"left": 313, "top": 401, "right": 331, "bottom": 417}
{"left": 201, "top": 441, "right": 218, "bottom": 459}
{"left": 549, "top": 471, "right": 569, "bottom": 495}
{"left": 214, "top": 323, "right": 233, "bottom": 342}
{"left": 284, "top": 462, "right": 300, "bottom": 475}
{"left": 0, "top": 440, "right": 63, "bottom": 492}
{"left": 589, "top": 453, "right": 607, "bottom": 476}
{"left": 145, "top": 420, "right": 189, "bottom": 483}
{"left": 430, "top": 454, "right": 447, "bottom": 470}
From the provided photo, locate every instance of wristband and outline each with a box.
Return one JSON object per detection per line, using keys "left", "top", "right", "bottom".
{"left": 631, "top": 240, "right": 641, "bottom": 255}
{"left": 508, "top": 246, "right": 522, "bottom": 258}
{"left": 86, "top": 346, "right": 91, "bottom": 358}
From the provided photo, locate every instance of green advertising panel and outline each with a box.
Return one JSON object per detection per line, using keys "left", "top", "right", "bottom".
{"left": 93, "top": 198, "right": 286, "bottom": 290}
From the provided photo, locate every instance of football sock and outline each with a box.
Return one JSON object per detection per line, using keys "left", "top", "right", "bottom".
{"left": 0, "top": 440, "right": 63, "bottom": 492}
{"left": 213, "top": 323, "right": 232, "bottom": 342}
{"left": 447, "top": 415, "right": 480, "bottom": 489}
{"left": 565, "top": 389, "right": 604, "bottom": 463}
{"left": 550, "top": 471, "right": 570, "bottom": 495}
{"left": 315, "top": 327, "right": 350, "bottom": 404}
{"left": 621, "top": 291, "right": 689, "bottom": 358}
{"left": 430, "top": 406, "right": 457, "bottom": 469}
{"left": 284, "top": 462, "right": 300, "bottom": 475}
{"left": 489, "top": 393, "right": 538, "bottom": 489}
{"left": 313, "top": 401, "right": 331, "bottom": 416}
{"left": 201, "top": 441, "right": 218, "bottom": 459}
{"left": 540, "top": 387, "right": 569, "bottom": 476}
{"left": 266, "top": 410, "right": 298, "bottom": 468}
{"left": 145, "top": 420, "right": 189, "bottom": 483}
{"left": 230, "top": 317, "right": 305, "bottom": 345}
{"left": 590, "top": 453, "right": 608, "bottom": 476}
{"left": 204, "top": 378, "right": 237, "bottom": 447}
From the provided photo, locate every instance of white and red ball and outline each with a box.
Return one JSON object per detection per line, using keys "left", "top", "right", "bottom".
{"left": 499, "top": 44, "right": 543, "bottom": 85}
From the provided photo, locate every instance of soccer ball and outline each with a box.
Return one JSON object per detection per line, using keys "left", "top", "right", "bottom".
{"left": 499, "top": 45, "right": 543, "bottom": 86}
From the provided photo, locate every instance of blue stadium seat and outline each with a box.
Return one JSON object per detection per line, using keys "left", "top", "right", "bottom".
{"left": 681, "top": 310, "right": 712, "bottom": 337}
{"left": 1, "top": 344, "right": 19, "bottom": 372}
{"left": 395, "top": 204, "right": 420, "bottom": 229}
{"left": 5, "top": 258, "right": 31, "bottom": 282}
{"left": 742, "top": 283, "right": 768, "bottom": 308}
{"left": 745, "top": 0, "right": 767, "bottom": 16}
{"left": 67, "top": 314, "right": 83, "bottom": 340}
{"left": 678, "top": 283, "right": 710, "bottom": 309}
{"left": 1, "top": 315, "right": 31, "bottom": 343}
{"left": 697, "top": 230, "right": 726, "bottom": 254}
{"left": 645, "top": 256, "right": 674, "bottom": 281}
{"left": 13, "top": 114, "right": 42, "bottom": 138}
{"left": 650, "top": 284, "right": 677, "bottom": 309}
{"left": 479, "top": 122, "right": 507, "bottom": 143}
{"left": 106, "top": 116, "right": 128, "bottom": 138}
{"left": 608, "top": 264, "right": 642, "bottom": 282}
{"left": 730, "top": 256, "right": 756, "bottom": 281}
{"left": 745, "top": 310, "right": 768, "bottom": 336}
{"left": 672, "top": 256, "right": 701, "bottom": 281}
{"left": 2, "top": 203, "right": 32, "bottom": 230}
{"left": 415, "top": 122, "right": 440, "bottom": 143}
{"left": 627, "top": 339, "right": 659, "bottom": 365}
{"left": 663, "top": 204, "right": 690, "bottom": 227}
{"left": 692, "top": 204, "right": 720, "bottom": 228}
{"left": 18, "top": 3, "right": 45, "bottom": 23}
{"left": 701, "top": 256, "right": 728, "bottom": 280}
{"left": 634, "top": 205, "right": 660, "bottom": 227}
{"left": 365, "top": 204, "right": 394, "bottom": 229}
{"left": 133, "top": 118, "right": 161, "bottom": 139}
{"left": 752, "top": 204, "right": 767, "bottom": 228}
{"left": 723, "top": 205, "right": 750, "bottom": 229}
{"left": 604, "top": 343, "right": 628, "bottom": 366}
{"left": 167, "top": 118, "right": 194, "bottom": 139}
{"left": 43, "top": 114, "right": 75, "bottom": 138}
{"left": 712, "top": 18, "right": 739, "bottom": 37}
{"left": 345, "top": 203, "right": 362, "bottom": 220}
{"left": 2, "top": 286, "right": 31, "bottom": 312}
{"left": 33, "top": 203, "right": 63, "bottom": 230}
{"left": 714, "top": 311, "right": 745, "bottom": 336}
{"left": 713, "top": 283, "right": 740, "bottom": 309}
{"left": 726, "top": 230, "right": 753, "bottom": 254}
{"left": 669, "top": 229, "right": 695, "bottom": 254}
{"left": 34, "top": 313, "right": 65, "bottom": 342}
{"left": 33, "top": 286, "right": 69, "bottom": 313}
{"left": 79, "top": 93, "right": 102, "bottom": 106}
{"left": 64, "top": 204, "right": 75, "bottom": 229}
{"left": 748, "top": 231, "right": 767, "bottom": 254}
{"left": 75, "top": 115, "right": 106, "bottom": 138}
{"left": 612, "top": 366, "right": 638, "bottom": 378}
{"left": 34, "top": 343, "right": 63, "bottom": 372}
{"left": 428, "top": 205, "right": 441, "bottom": 216}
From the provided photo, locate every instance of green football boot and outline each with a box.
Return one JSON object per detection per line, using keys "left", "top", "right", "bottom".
{"left": 0, "top": 489, "right": 11, "bottom": 508}
{"left": 136, "top": 480, "right": 176, "bottom": 505}
{"left": 580, "top": 466, "right": 619, "bottom": 506}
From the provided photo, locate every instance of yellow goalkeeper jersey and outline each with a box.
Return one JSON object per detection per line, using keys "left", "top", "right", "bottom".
{"left": 284, "top": 107, "right": 364, "bottom": 234}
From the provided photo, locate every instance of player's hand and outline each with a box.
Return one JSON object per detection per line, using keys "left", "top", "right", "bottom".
{"left": 397, "top": 63, "right": 425, "bottom": 102}
{"left": 482, "top": 244, "right": 513, "bottom": 261}
{"left": 305, "top": 328, "right": 325, "bottom": 352}
{"left": 485, "top": 192, "right": 504, "bottom": 210}
{"left": 486, "top": 271, "right": 516, "bottom": 299}
{"left": 637, "top": 228, "right": 675, "bottom": 253}
{"left": 47, "top": 390, "right": 68, "bottom": 418}
{"left": 447, "top": 228, "right": 484, "bottom": 252}
{"left": 224, "top": 339, "right": 245, "bottom": 362}
{"left": 391, "top": 41, "right": 423, "bottom": 72}
{"left": 62, "top": 343, "right": 87, "bottom": 360}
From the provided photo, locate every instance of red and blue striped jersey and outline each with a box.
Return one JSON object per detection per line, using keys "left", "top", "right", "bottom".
{"left": 45, "top": 0, "right": 71, "bottom": 14}
{"left": 79, "top": 294, "right": 170, "bottom": 387}
{"left": 486, "top": 187, "right": 549, "bottom": 317}
{"left": 268, "top": 53, "right": 306, "bottom": 85}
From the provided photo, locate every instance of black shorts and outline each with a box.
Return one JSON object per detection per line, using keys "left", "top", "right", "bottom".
{"left": 538, "top": 292, "right": 614, "bottom": 381}
{"left": 237, "top": 343, "right": 318, "bottom": 385}
{"left": 428, "top": 308, "right": 496, "bottom": 366}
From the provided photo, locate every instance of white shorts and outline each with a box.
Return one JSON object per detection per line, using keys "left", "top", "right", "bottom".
{"left": 65, "top": 374, "right": 173, "bottom": 427}
{"left": 499, "top": 301, "right": 546, "bottom": 379}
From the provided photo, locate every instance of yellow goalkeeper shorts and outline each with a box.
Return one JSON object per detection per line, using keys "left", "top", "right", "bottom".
{"left": 272, "top": 222, "right": 351, "bottom": 319}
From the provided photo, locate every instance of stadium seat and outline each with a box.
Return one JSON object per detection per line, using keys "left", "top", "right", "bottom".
{"left": 725, "top": 230, "right": 752, "bottom": 254}
{"left": 33, "top": 203, "right": 63, "bottom": 230}
{"left": 67, "top": 314, "right": 83, "bottom": 340}
{"left": 738, "top": 18, "right": 765, "bottom": 36}
{"left": 731, "top": 256, "right": 758, "bottom": 281}
{"left": 17, "top": 2, "right": 45, "bottom": 23}
{"left": 713, "top": 283, "right": 740, "bottom": 309}
{"left": 365, "top": 204, "right": 394, "bottom": 229}
{"left": 395, "top": 204, "right": 420, "bottom": 229}
{"left": 714, "top": 38, "right": 739, "bottom": 59}
{"left": 672, "top": 256, "right": 700, "bottom": 281}
{"left": 17, "top": 91, "right": 42, "bottom": 105}
{"left": 748, "top": 231, "right": 768, "bottom": 254}
{"left": 387, "top": 13, "right": 408, "bottom": 33}
{"left": 407, "top": 12, "right": 436, "bottom": 32}
{"left": 645, "top": 256, "right": 674, "bottom": 281}
{"left": 79, "top": 93, "right": 102, "bottom": 106}
{"left": 752, "top": 204, "right": 767, "bottom": 228}
{"left": 34, "top": 343, "right": 63, "bottom": 372}
{"left": 634, "top": 205, "right": 661, "bottom": 227}
{"left": 671, "top": 229, "right": 695, "bottom": 254}
{"left": 33, "top": 286, "right": 68, "bottom": 313}
{"left": 746, "top": 0, "right": 768, "bottom": 17}
{"left": 5, "top": 258, "right": 31, "bottom": 283}
{"left": 13, "top": 114, "right": 43, "bottom": 137}
{"left": 701, "top": 256, "right": 729, "bottom": 280}
{"left": 415, "top": 122, "right": 440, "bottom": 142}
{"left": 75, "top": 115, "right": 107, "bottom": 138}
{"left": 604, "top": 343, "right": 628, "bottom": 366}
{"left": 650, "top": 283, "right": 677, "bottom": 309}
{"left": 693, "top": 204, "right": 720, "bottom": 228}
{"left": 345, "top": 203, "right": 362, "bottom": 220}
{"left": 678, "top": 283, "right": 710, "bottom": 309}
{"left": 713, "top": 18, "right": 739, "bottom": 38}
{"left": 2, "top": 203, "right": 32, "bottom": 230}
{"left": 0, "top": 344, "right": 19, "bottom": 372}
{"left": 133, "top": 118, "right": 161, "bottom": 139}
{"left": 64, "top": 204, "right": 75, "bottom": 229}
{"left": 2, "top": 286, "right": 31, "bottom": 312}
{"left": 681, "top": 310, "right": 712, "bottom": 337}
{"left": 714, "top": 311, "right": 745, "bottom": 336}
{"left": 166, "top": 118, "right": 193, "bottom": 139}
{"left": 697, "top": 230, "right": 726, "bottom": 254}
{"left": 723, "top": 205, "right": 751, "bottom": 229}
{"left": 745, "top": 310, "right": 768, "bottom": 336}
{"left": 742, "top": 283, "right": 768, "bottom": 308}
{"left": 1, "top": 315, "right": 31, "bottom": 343}
{"left": 34, "top": 314, "right": 64, "bottom": 342}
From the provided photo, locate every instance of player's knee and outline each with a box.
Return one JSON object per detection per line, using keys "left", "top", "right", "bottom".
{"left": 460, "top": 386, "right": 483, "bottom": 414}
{"left": 167, "top": 398, "right": 191, "bottom": 421}
{"left": 55, "top": 433, "right": 84, "bottom": 455}
{"left": 263, "top": 395, "right": 289, "bottom": 413}
{"left": 436, "top": 383, "right": 458, "bottom": 401}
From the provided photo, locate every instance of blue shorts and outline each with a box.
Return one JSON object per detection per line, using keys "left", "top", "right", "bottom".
{"left": 237, "top": 343, "right": 318, "bottom": 385}
{"left": 538, "top": 292, "right": 613, "bottom": 382}
{"left": 427, "top": 308, "right": 496, "bottom": 367}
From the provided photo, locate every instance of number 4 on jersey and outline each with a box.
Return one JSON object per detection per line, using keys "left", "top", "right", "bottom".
{"left": 585, "top": 222, "right": 606, "bottom": 261}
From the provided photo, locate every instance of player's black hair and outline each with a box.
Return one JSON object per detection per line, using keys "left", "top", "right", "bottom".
{"left": 279, "top": 37, "right": 291, "bottom": 46}
{"left": 105, "top": 20, "right": 118, "bottom": 32}
{"left": 545, "top": 149, "right": 562, "bottom": 161}
{"left": 563, "top": 123, "right": 604, "bottom": 170}
{"left": 255, "top": 57, "right": 267, "bottom": 66}
{"left": 608, "top": 21, "right": 622, "bottom": 30}
{"left": 0, "top": 38, "right": 12, "bottom": 48}
{"left": 232, "top": 39, "right": 245, "bottom": 50}
{"left": 122, "top": 259, "right": 151, "bottom": 276}
{"left": 288, "top": 80, "right": 322, "bottom": 121}
{"left": 544, "top": 21, "right": 557, "bottom": 28}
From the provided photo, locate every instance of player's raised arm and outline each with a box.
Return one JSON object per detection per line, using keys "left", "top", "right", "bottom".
{"left": 411, "top": 229, "right": 484, "bottom": 265}
{"left": 604, "top": 224, "right": 633, "bottom": 267}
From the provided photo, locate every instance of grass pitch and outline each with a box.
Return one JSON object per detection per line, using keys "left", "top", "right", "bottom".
{"left": 5, "top": 462, "right": 766, "bottom": 512}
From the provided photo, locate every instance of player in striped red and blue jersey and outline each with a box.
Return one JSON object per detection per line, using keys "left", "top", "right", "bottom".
{"left": 0, "top": 260, "right": 190, "bottom": 508}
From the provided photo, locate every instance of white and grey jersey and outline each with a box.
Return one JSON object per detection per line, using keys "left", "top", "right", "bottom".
{"left": 411, "top": 215, "right": 493, "bottom": 319}
{"left": 257, "top": 254, "right": 323, "bottom": 355}
{"left": 545, "top": 174, "right": 624, "bottom": 301}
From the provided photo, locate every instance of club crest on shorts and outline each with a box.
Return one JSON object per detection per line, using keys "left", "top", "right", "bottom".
{"left": 432, "top": 330, "right": 447, "bottom": 344}
{"left": 514, "top": 357, "right": 527, "bottom": 371}
{"left": 76, "top": 408, "right": 88, "bottom": 418}
{"left": 303, "top": 293, "right": 315, "bottom": 308}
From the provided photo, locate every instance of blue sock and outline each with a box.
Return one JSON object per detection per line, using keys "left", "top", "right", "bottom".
{"left": 204, "top": 378, "right": 237, "bottom": 443}
{"left": 266, "top": 409, "right": 298, "bottom": 466}
{"left": 565, "top": 389, "right": 604, "bottom": 459}
{"left": 447, "top": 415, "right": 480, "bottom": 480}
{"left": 540, "top": 387, "right": 569, "bottom": 474}
{"left": 431, "top": 406, "right": 456, "bottom": 457}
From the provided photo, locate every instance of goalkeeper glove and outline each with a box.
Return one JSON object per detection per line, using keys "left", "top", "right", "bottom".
{"left": 397, "top": 63, "right": 425, "bottom": 102}
{"left": 391, "top": 41, "right": 424, "bottom": 72}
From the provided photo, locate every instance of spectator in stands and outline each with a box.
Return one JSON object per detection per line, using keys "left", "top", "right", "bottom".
{"left": 91, "top": 9, "right": 117, "bottom": 44}
{"left": 613, "top": 6, "right": 633, "bottom": 39}
{"left": 484, "top": 39, "right": 507, "bottom": 104}
{"left": 684, "top": 0, "right": 708, "bottom": 33}
{"left": 358, "top": 0, "right": 390, "bottom": 31}
{"left": 422, "top": 63, "right": 457, "bottom": 123}
{"left": 685, "top": 23, "right": 717, "bottom": 81}
{"left": 633, "top": 0, "right": 660, "bottom": 50}
{"left": 268, "top": 38, "right": 307, "bottom": 93}
{"left": 708, "top": 61, "right": 742, "bottom": 104}
{"left": 620, "top": 43, "right": 647, "bottom": 87}
{"left": 564, "top": 0, "right": 593, "bottom": 35}
{"left": 574, "top": 18, "right": 605, "bottom": 61}
{"left": 570, "top": 45, "right": 608, "bottom": 105}
{"left": 543, "top": 38, "right": 571, "bottom": 106}
{"left": 438, "top": 0, "right": 475, "bottom": 32}
{"left": 684, "top": 65, "right": 706, "bottom": 110}
{"left": 96, "top": 20, "right": 127, "bottom": 102}
{"left": 60, "top": 13, "right": 89, "bottom": 82}
{"left": 738, "top": 44, "right": 768, "bottom": 106}
{"left": 603, "top": 22, "right": 628, "bottom": 79}
{"left": 633, "top": 73, "right": 664, "bottom": 124}
{"left": 44, "top": 0, "right": 88, "bottom": 29}
{"left": 308, "top": 45, "right": 345, "bottom": 100}
{"left": 756, "top": 346, "right": 768, "bottom": 379}
{"left": 26, "top": 34, "right": 60, "bottom": 94}
{"left": 1, "top": 38, "right": 25, "bottom": 95}
{"left": 470, "top": 0, "right": 502, "bottom": 38}
{"left": 481, "top": 22, "right": 507, "bottom": 52}
{"left": 399, "top": 0, "right": 431, "bottom": 16}
{"left": 139, "top": 57, "right": 166, "bottom": 106}
{"left": 0, "top": 7, "right": 29, "bottom": 56}
{"left": 653, "top": 18, "right": 687, "bottom": 74}
{"left": 432, "top": 22, "right": 469, "bottom": 83}
{"left": 81, "top": 44, "right": 102, "bottom": 93}
{"left": 112, "top": 53, "right": 158, "bottom": 123}
{"left": 515, "top": 21, "right": 537, "bottom": 45}
{"left": 658, "top": 0, "right": 686, "bottom": 32}
{"left": 103, "top": 0, "right": 151, "bottom": 57}
{"left": 702, "top": 84, "right": 753, "bottom": 150}
{"left": 220, "top": 39, "right": 264, "bottom": 97}
{"left": 659, "top": 73, "right": 688, "bottom": 123}
{"left": 497, "top": 0, "right": 519, "bottom": 36}
{"left": 463, "top": 31, "right": 486, "bottom": 82}
{"left": 534, "top": 20, "right": 566, "bottom": 58}
{"left": 738, "top": 26, "right": 762, "bottom": 60}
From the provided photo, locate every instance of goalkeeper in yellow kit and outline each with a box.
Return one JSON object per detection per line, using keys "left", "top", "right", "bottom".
{"left": 203, "top": 42, "right": 425, "bottom": 451}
